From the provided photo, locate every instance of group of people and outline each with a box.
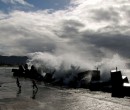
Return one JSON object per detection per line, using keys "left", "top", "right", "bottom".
{"left": 13, "top": 64, "right": 43, "bottom": 81}
{"left": 13, "top": 64, "right": 39, "bottom": 99}
{"left": 13, "top": 64, "right": 41, "bottom": 90}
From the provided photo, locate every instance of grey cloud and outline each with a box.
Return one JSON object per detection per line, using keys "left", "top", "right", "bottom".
{"left": 18, "top": 38, "right": 56, "bottom": 53}
{"left": 90, "top": 8, "right": 120, "bottom": 23}
{"left": 81, "top": 31, "right": 130, "bottom": 58}
{"left": 58, "top": 19, "right": 84, "bottom": 39}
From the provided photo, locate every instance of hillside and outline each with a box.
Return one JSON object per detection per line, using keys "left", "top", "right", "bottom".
{"left": 0, "top": 56, "right": 28, "bottom": 66}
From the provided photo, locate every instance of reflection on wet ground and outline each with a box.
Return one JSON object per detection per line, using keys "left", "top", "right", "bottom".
{"left": 16, "top": 87, "right": 21, "bottom": 97}
{"left": 15, "top": 78, "right": 39, "bottom": 99}
{"left": 32, "top": 88, "right": 38, "bottom": 99}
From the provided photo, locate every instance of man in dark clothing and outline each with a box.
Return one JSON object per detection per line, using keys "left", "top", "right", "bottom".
{"left": 18, "top": 65, "right": 25, "bottom": 77}
{"left": 30, "top": 65, "right": 37, "bottom": 79}
{"left": 30, "top": 65, "right": 43, "bottom": 80}
{"left": 24, "top": 64, "right": 30, "bottom": 78}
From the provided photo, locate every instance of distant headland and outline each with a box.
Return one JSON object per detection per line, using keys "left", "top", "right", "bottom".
{"left": 0, "top": 56, "right": 28, "bottom": 66}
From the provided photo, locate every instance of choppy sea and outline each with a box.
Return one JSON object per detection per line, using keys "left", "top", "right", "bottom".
{"left": 0, "top": 67, "right": 130, "bottom": 110}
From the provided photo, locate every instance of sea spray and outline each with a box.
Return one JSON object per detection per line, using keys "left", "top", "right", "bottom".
{"left": 27, "top": 52, "right": 129, "bottom": 86}
{"left": 97, "top": 54, "right": 128, "bottom": 81}
{"left": 27, "top": 52, "right": 86, "bottom": 85}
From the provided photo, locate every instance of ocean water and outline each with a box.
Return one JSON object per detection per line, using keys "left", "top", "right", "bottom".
{"left": 0, "top": 67, "right": 130, "bottom": 110}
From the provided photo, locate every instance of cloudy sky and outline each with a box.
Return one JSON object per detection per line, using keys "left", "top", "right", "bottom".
{"left": 0, "top": 0, "right": 130, "bottom": 70}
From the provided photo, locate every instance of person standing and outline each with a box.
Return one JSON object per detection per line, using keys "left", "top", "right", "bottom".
{"left": 24, "top": 64, "right": 30, "bottom": 78}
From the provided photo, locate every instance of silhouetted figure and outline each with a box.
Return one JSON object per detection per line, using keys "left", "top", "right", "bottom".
{"left": 12, "top": 65, "right": 24, "bottom": 77}
{"left": 24, "top": 64, "right": 30, "bottom": 78}
{"left": 30, "top": 65, "right": 44, "bottom": 81}
{"left": 30, "top": 65, "right": 37, "bottom": 79}
{"left": 18, "top": 65, "right": 25, "bottom": 77}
